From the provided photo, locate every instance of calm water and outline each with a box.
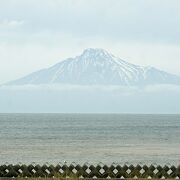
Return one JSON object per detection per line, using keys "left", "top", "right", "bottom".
{"left": 0, "top": 114, "right": 180, "bottom": 165}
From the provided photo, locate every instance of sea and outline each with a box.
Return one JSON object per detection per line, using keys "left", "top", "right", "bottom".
{"left": 0, "top": 113, "right": 180, "bottom": 165}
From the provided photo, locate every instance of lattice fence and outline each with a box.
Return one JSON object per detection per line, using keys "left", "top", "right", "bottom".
{"left": 0, "top": 163, "right": 180, "bottom": 179}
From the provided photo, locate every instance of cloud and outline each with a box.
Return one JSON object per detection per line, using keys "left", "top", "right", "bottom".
{"left": 1, "top": 84, "right": 180, "bottom": 95}
{"left": 0, "top": 84, "right": 137, "bottom": 92}
{"left": 0, "top": 19, "right": 24, "bottom": 28}
{"left": 0, "top": 84, "right": 180, "bottom": 113}
{"left": 1, "top": 0, "right": 180, "bottom": 43}
{"left": 144, "top": 84, "right": 180, "bottom": 93}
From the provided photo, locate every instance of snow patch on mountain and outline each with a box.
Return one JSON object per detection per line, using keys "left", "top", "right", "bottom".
{"left": 6, "top": 48, "right": 180, "bottom": 86}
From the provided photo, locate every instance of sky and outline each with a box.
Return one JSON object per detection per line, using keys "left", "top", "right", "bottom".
{"left": 0, "top": 0, "right": 180, "bottom": 84}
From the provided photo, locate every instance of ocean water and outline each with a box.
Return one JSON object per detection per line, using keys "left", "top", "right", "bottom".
{"left": 0, "top": 113, "right": 180, "bottom": 165}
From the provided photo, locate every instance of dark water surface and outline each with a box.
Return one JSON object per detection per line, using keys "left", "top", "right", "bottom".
{"left": 0, "top": 114, "right": 180, "bottom": 165}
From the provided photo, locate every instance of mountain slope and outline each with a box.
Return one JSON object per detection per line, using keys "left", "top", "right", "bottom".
{"left": 6, "top": 48, "right": 180, "bottom": 86}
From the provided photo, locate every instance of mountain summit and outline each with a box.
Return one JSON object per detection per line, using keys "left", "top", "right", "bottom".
{"left": 7, "top": 48, "right": 180, "bottom": 86}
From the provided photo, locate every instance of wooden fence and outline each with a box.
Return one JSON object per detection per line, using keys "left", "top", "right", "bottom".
{"left": 0, "top": 163, "right": 180, "bottom": 179}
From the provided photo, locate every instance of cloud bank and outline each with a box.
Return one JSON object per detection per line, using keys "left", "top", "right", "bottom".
{"left": 0, "top": 84, "right": 180, "bottom": 113}
{"left": 1, "top": 84, "right": 180, "bottom": 93}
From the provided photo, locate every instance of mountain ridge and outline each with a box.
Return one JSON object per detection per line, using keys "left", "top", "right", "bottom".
{"left": 6, "top": 48, "right": 180, "bottom": 86}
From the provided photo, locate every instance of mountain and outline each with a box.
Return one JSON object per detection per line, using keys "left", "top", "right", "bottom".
{"left": 6, "top": 48, "right": 180, "bottom": 86}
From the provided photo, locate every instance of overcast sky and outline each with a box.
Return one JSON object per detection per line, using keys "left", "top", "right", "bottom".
{"left": 0, "top": 0, "right": 180, "bottom": 84}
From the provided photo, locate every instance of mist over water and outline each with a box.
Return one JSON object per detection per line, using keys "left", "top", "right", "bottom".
{"left": 0, "top": 113, "right": 180, "bottom": 165}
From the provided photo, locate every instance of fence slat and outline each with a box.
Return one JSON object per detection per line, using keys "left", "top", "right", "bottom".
{"left": 0, "top": 163, "right": 179, "bottom": 179}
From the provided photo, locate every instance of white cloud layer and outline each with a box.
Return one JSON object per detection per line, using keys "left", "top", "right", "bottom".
{"left": 0, "top": 84, "right": 180, "bottom": 113}
{"left": 0, "top": 19, "right": 24, "bottom": 28}
{"left": 1, "top": 84, "right": 180, "bottom": 94}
